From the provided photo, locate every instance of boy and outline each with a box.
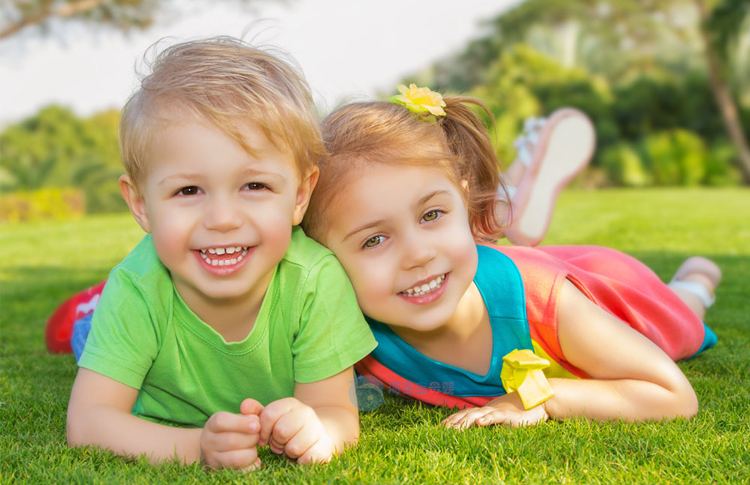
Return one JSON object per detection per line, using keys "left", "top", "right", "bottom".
{"left": 65, "top": 37, "right": 377, "bottom": 471}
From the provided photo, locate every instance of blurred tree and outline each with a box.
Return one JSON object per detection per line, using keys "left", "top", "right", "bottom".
{"left": 696, "top": 0, "right": 750, "bottom": 183}
{"left": 0, "top": 0, "right": 283, "bottom": 40}
{"left": 423, "top": 0, "right": 750, "bottom": 183}
{"left": 0, "top": 105, "right": 125, "bottom": 213}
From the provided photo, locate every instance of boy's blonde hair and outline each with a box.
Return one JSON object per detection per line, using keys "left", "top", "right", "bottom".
{"left": 120, "top": 36, "right": 325, "bottom": 189}
{"left": 304, "top": 97, "right": 508, "bottom": 242}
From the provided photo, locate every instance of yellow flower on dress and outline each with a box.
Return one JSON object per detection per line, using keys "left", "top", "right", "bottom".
{"left": 500, "top": 349, "right": 554, "bottom": 410}
{"left": 390, "top": 84, "right": 447, "bottom": 118}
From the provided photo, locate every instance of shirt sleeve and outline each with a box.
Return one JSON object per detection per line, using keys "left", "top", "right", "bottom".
{"left": 77, "top": 266, "right": 161, "bottom": 390}
{"left": 291, "top": 254, "right": 378, "bottom": 383}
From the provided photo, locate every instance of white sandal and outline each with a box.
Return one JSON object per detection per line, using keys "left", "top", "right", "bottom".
{"left": 501, "top": 108, "right": 595, "bottom": 246}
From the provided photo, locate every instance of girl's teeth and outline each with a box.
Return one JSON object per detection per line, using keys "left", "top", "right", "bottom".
{"left": 402, "top": 275, "right": 446, "bottom": 297}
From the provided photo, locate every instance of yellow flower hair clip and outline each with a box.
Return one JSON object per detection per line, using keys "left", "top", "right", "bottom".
{"left": 390, "top": 84, "right": 446, "bottom": 121}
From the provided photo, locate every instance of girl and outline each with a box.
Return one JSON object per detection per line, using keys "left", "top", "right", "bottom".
{"left": 302, "top": 85, "right": 721, "bottom": 427}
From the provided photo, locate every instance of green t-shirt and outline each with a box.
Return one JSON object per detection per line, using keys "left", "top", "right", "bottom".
{"left": 78, "top": 226, "right": 377, "bottom": 427}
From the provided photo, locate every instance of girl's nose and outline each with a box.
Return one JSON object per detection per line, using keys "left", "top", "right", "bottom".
{"left": 401, "top": 231, "right": 436, "bottom": 270}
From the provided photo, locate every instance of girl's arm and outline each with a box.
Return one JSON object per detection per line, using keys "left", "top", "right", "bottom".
{"left": 443, "top": 280, "right": 698, "bottom": 427}
{"left": 544, "top": 279, "right": 698, "bottom": 421}
{"left": 67, "top": 368, "right": 262, "bottom": 469}
{"left": 257, "top": 367, "right": 360, "bottom": 463}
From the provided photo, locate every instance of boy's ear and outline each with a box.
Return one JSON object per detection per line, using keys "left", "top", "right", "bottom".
{"left": 292, "top": 167, "right": 320, "bottom": 226}
{"left": 119, "top": 174, "right": 152, "bottom": 233}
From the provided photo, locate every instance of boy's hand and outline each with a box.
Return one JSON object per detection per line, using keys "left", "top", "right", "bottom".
{"left": 258, "top": 397, "right": 335, "bottom": 464}
{"left": 200, "top": 399, "right": 264, "bottom": 471}
{"left": 441, "top": 392, "right": 549, "bottom": 429}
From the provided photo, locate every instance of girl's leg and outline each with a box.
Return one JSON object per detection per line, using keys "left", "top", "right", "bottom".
{"left": 498, "top": 108, "right": 595, "bottom": 246}
{"left": 668, "top": 257, "right": 722, "bottom": 320}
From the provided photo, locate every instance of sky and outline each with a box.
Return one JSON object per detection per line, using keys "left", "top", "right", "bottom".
{"left": 0, "top": 0, "right": 519, "bottom": 125}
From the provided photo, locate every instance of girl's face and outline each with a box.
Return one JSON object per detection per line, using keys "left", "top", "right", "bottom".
{"left": 323, "top": 163, "right": 478, "bottom": 333}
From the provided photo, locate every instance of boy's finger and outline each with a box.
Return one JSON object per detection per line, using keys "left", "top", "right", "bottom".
{"left": 215, "top": 448, "right": 260, "bottom": 471}
{"left": 258, "top": 398, "right": 297, "bottom": 447}
{"left": 207, "top": 411, "right": 260, "bottom": 435}
{"left": 241, "top": 398, "right": 264, "bottom": 416}
{"left": 297, "top": 435, "right": 334, "bottom": 465}
{"left": 206, "top": 430, "right": 261, "bottom": 453}
{"left": 266, "top": 412, "right": 304, "bottom": 454}
{"left": 281, "top": 421, "right": 319, "bottom": 460}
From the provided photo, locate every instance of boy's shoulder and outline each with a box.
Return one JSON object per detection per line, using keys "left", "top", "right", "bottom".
{"left": 281, "top": 226, "right": 337, "bottom": 271}
{"left": 112, "top": 234, "right": 171, "bottom": 291}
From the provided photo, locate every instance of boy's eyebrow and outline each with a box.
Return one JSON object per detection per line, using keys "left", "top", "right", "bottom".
{"left": 341, "top": 190, "right": 450, "bottom": 243}
{"left": 157, "top": 168, "right": 286, "bottom": 186}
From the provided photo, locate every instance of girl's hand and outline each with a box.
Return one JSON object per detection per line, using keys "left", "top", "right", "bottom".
{"left": 441, "top": 392, "right": 549, "bottom": 429}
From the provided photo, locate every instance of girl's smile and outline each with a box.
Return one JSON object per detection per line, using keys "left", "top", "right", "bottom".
{"left": 398, "top": 273, "right": 449, "bottom": 304}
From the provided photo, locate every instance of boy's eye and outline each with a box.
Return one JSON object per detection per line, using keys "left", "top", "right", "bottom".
{"left": 243, "top": 182, "right": 268, "bottom": 191}
{"left": 177, "top": 186, "right": 201, "bottom": 196}
{"left": 422, "top": 210, "right": 442, "bottom": 222}
{"left": 363, "top": 235, "right": 385, "bottom": 249}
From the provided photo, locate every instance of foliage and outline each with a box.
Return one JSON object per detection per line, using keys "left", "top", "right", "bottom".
{"left": 641, "top": 129, "right": 707, "bottom": 186}
{"left": 453, "top": 45, "right": 616, "bottom": 166}
{"left": 0, "top": 187, "right": 85, "bottom": 223}
{"left": 0, "top": 0, "right": 270, "bottom": 40}
{"left": 407, "top": 0, "right": 750, "bottom": 185}
{"left": 0, "top": 105, "right": 126, "bottom": 214}
{"left": 2, "top": 189, "right": 750, "bottom": 483}
{"left": 600, "top": 143, "right": 650, "bottom": 187}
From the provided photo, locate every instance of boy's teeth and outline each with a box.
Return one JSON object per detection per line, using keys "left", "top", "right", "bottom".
{"left": 199, "top": 247, "right": 249, "bottom": 267}
{"left": 402, "top": 275, "right": 446, "bottom": 297}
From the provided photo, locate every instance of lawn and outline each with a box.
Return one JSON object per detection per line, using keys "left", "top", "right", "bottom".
{"left": 1, "top": 188, "right": 749, "bottom": 484}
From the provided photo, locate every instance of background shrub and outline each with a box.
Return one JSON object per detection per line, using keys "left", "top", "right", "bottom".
{"left": 0, "top": 188, "right": 85, "bottom": 223}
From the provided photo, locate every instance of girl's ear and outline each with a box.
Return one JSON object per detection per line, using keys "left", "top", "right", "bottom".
{"left": 461, "top": 179, "right": 469, "bottom": 191}
{"left": 119, "top": 174, "right": 151, "bottom": 233}
{"left": 293, "top": 167, "right": 320, "bottom": 226}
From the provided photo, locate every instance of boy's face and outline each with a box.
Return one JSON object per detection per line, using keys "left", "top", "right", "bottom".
{"left": 120, "top": 113, "right": 317, "bottom": 315}
{"left": 322, "top": 163, "right": 478, "bottom": 334}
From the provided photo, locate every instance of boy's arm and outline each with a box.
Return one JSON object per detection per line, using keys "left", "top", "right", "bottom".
{"left": 68, "top": 368, "right": 262, "bottom": 469}
{"left": 444, "top": 280, "right": 698, "bottom": 427}
{"left": 258, "top": 367, "right": 359, "bottom": 463}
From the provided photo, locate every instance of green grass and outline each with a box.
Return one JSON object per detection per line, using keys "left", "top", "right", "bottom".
{"left": 1, "top": 188, "right": 749, "bottom": 484}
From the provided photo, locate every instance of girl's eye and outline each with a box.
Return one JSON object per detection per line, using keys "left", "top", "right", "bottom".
{"left": 363, "top": 235, "right": 385, "bottom": 249}
{"left": 243, "top": 182, "right": 268, "bottom": 191}
{"left": 422, "top": 210, "right": 442, "bottom": 222}
{"left": 177, "top": 186, "right": 201, "bottom": 196}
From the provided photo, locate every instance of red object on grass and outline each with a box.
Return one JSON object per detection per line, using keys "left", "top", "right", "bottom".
{"left": 45, "top": 281, "right": 106, "bottom": 353}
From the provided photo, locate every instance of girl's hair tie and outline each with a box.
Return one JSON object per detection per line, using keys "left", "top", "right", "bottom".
{"left": 390, "top": 84, "right": 446, "bottom": 122}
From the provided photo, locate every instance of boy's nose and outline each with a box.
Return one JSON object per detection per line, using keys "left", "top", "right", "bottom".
{"left": 203, "top": 197, "right": 243, "bottom": 232}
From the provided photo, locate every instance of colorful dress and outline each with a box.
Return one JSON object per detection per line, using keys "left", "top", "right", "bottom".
{"left": 357, "top": 244, "right": 716, "bottom": 409}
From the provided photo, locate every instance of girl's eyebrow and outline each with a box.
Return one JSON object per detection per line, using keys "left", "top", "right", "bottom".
{"left": 418, "top": 190, "right": 450, "bottom": 206}
{"left": 342, "top": 219, "right": 386, "bottom": 243}
{"left": 341, "top": 190, "right": 451, "bottom": 243}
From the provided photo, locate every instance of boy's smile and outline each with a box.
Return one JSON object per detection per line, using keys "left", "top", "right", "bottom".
{"left": 197, "top": 245, "right": 251, "bottom": 274}
{"left": 323, "top": 163, "right": 478, "bottom": 335}
{"left": 120, "top": 110, "right": 315, "bottom": 328}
